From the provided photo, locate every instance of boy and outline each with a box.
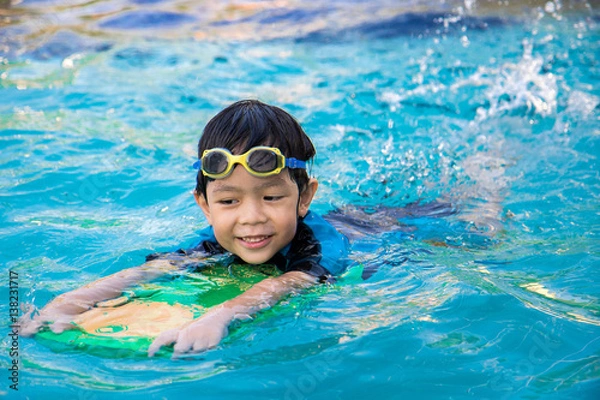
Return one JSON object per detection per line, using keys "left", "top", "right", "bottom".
{"left": 21, "top": 100, "right": 350, "bottom": 357}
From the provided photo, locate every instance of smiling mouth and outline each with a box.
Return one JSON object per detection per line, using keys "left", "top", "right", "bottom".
{"left": 237, "top": 235, "right": 273, "bottom": 248}
{"left": 241, "top": 236, "right": 270, "bottom": 243}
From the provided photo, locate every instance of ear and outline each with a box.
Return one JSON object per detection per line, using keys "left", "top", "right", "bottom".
{"left": 297, "top": 178, "right": 318, "bottom": 218}
{"left": 193, "top": 190, "right": 213, "bottom": 225}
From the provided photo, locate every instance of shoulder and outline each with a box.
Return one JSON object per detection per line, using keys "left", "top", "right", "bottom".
{"left": 301, "top": 211, "right": 350, "bottom": 276}
{"left": 303, "top": 211, "right": 350, "bottom": 255}
{"left": 189, "top": 225, "right": 225, "bottom": 254}
{"left": 195, "top": 225, "right": 216, "bottom": 244}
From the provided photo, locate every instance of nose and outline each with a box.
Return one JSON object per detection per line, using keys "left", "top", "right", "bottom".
{"left": 237, "top": 198, "right": 268, "bottom": 225}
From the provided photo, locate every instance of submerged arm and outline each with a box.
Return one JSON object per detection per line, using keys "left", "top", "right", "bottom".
{"left": 148, "top": 270, "right": 319, "bottom": 356}
{"left": 21, "top": 258, "right": 181, "bottom": 336}
{"left": 221, "top": 270, "right": 318, "bottom": 315}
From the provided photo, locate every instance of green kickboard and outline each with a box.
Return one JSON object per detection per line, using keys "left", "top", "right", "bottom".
{"left": 35, "top": 263, "right": 280, "bottom": 357}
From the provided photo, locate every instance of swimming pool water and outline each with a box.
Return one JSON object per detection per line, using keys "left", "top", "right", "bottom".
{"left": 1, "top": 1, "right": 599, "bottom": 399}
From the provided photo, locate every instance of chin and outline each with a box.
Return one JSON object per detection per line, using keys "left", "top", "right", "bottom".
{"left": 235, "top": 252, "right": 271, "bottom": 265}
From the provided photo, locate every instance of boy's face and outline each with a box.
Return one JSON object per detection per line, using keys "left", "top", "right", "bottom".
{"left": 194, "top": 165, "right": 317, "bottom": 265}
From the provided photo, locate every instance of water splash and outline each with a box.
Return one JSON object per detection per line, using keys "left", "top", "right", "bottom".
{"left": 468, "top": 39, "right": 558, "bottom": 121}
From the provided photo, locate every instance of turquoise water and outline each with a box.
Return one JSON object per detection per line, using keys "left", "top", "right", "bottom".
{"left": 1, "top": 0, "right": 599, "bottom": 398}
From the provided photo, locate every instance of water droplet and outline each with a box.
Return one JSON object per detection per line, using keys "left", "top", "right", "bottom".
{"left": 460, "top": 35, "right": 470, "bottom": 48}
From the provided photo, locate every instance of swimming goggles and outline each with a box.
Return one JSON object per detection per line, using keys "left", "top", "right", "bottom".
{"left": 193, "top": 146, "right": 306, "bottom": 179}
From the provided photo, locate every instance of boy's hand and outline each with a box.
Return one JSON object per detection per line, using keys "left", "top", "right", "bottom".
{"left": 19, "top": 296, "right": 93, "bottom": 337}
{"left": 19, "top": 260, "right": 180, "bottom": 337}
{"left": 147, "top": 272, "right": 317, "bottom": 357}
{"left": 148, "top": 306, "right": 235, "bottom": 357}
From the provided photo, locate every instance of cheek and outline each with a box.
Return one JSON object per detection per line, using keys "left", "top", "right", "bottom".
{"left": 279, "top": 208, "right": 299, "bottom": 235}
{"left": 209, "top": 210, "right": 233, "bottom": 236}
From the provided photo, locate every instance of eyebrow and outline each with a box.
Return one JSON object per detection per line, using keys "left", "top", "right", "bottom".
{"left": 210, "top": 178, "right": 290, "bottom": 194}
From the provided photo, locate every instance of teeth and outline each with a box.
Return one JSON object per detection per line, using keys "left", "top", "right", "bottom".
{"left": 241, "top": 236, "right": 268, "bottom": 243}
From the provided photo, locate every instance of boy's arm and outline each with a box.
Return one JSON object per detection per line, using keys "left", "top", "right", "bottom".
{"left": 148, "top": 270, "right": 318, "bottom": 357}
{"left": 20, "top": 258, "right": 180, "bottom": 337}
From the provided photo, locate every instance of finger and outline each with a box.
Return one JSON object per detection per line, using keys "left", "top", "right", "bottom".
{"left": 18, "top": 304, "right": 39, "bottom": 337}
{"left": 20, "top": 302, "right": 36, "bottom": 316}
{"left": 191, "top": 338, "right": 211, "bottom": 353}
{"left": 171, "top": 340, "right": 206, "bottom": 358}
{"left": 48, "top": 321, "right": 76, "bottom": 334}
{"left": 20, "top": 319, "right": 43, "bottom": 337}
{"left": 148, "top": 329, "right": 179, "bottom": 357}
{"left": 183, "top": 332, "right": 221, "bottom": 355}
{"left": 172, "top": 333, "right": 196, "bottom": 355}
{"left": 181, "top": 326, "right": 228, "bottom": 355}
{"left": 171, "top": 327, "right": 211, "bottom": 357}
{"left": 18, "top": 303, "right": 37, "bottom": 325}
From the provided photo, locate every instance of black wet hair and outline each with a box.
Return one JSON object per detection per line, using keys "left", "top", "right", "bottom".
{"left": 195, "top": 100, "right": 316, "bottom": 198}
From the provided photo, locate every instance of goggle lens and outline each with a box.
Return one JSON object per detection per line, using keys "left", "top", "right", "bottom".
{"left": 247, "top": 149, "right": 279, "bottom": 173}
{"left": 203, "top": 151, "right": 229, "bottom": 175}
